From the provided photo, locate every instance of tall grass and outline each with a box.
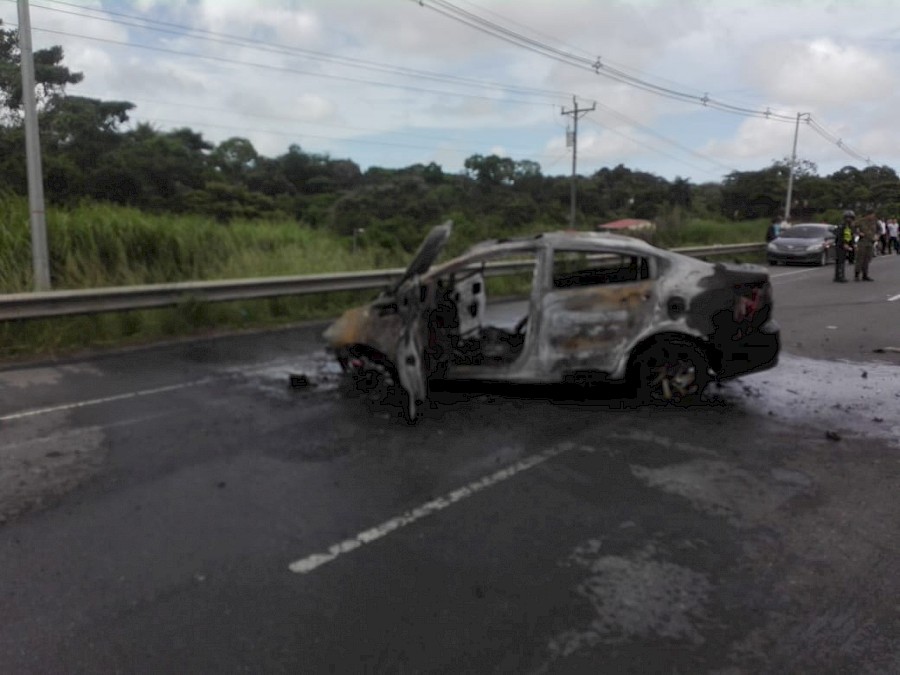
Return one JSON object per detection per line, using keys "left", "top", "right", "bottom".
{"left": 0, "top": 196, "right": 408, "bottom": 358}
{"left": 0, "top": 197, "right": 768, "bottom": 360}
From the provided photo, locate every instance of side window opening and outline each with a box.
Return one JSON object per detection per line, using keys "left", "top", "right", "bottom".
{"left": 552, "top": 251, "right": 650, "bottom": 289}
{"left": 429, "top": 251, "right": 537, "bottom": 369}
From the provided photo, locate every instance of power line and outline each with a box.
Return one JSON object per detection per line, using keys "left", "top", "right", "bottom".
{"left": 18, "top": 0, "right": 572, "bottom": 104}
{"left": 5, "top": 5, "right": 748, "bottom": 175}
{"left": 415, "top": 0, "right": 876, "bottom": 164}
{"left": 582, "top": 117, "right": 732, "bottom": 179}
{"left": 3, "top": 4, "right": 875, "bottom": 173}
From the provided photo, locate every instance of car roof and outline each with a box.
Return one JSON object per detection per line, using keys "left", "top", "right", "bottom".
{"left": 424, "top": 230, "right": 683, "bottom": 280}
{"left": 461, "top": 230, "right": 662, "bottom": 255}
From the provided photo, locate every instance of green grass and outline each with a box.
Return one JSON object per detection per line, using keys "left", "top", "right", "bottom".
{"left": 0, "top": 197, "right": 768, "bottom": 360}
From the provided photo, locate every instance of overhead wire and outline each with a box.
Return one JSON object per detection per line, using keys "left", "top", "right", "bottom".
{"left": 581, "top": 117, "right": 729, "bottom": 179}
{"left": 416, "top": 0, "right": 875, "bottom": 165}
{"left": 3, "top": 3, "right": 737, "bottom": 177}
{"left": 6, "top": 1, "right": 872, "bottom": 173}
{"left": 20, "top": 0, "right": 571, "bottom": 103}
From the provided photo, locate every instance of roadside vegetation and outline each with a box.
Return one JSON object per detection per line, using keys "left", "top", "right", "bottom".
{"left": 0, "top": 195, "right": 768, "bottom": 360}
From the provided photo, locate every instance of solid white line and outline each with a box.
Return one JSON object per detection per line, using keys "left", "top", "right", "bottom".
{"left": 888, "top": 293, "right": 900, "bottom": 302}
{"left": 288, "top": 442, "right": 588, "bottom": 575}
{"left": 0, "top": 379, "right": 213, "bottom": 422}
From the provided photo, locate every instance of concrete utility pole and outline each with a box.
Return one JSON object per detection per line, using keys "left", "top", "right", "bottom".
{"left": 17, "top": 0, "right": 51, "bottom": 290}
{"left": 561, "top": 96, "right": 595, "bottom": 228}
{"left": 784, "top": 112, "right": 810, "bottom": 225}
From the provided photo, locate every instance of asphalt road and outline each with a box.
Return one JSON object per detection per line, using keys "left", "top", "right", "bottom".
{"left": 1, "top": 257, "right": 899, "bottom": 673}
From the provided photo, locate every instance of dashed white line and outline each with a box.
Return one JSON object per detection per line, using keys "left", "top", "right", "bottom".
{"left": 888, "top": 293, "right": 900, "bottom": 302}
{"left": 288, "top": 442, "right": 590, "bottom": 575}
{"left": 0, "top": 379, "right": 213, "bottom": 422}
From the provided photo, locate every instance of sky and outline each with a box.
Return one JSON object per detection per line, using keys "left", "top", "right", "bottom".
{"left": 4, "top": 0, "right": 900, "bottom": 184}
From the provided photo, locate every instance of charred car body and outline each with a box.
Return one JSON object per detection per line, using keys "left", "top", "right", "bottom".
{"left": 325, "top": 222, "right": 780, "bottom": 419}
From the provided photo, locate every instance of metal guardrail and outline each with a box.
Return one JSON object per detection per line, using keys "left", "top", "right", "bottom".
{"left": 0, "top": 242, "right": 765, "bottom": 322}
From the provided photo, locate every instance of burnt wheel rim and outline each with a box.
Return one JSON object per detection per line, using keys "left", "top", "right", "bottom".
{"left": 642, "top": 346, "right": 705, "bottom": 402}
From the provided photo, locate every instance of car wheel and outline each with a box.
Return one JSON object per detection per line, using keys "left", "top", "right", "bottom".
{"left": 633, "top": 339, "right": 710, "bottom": 405}
{"left": 346, "top": 349, "right": 403, "bottom": 406}
{"left": 768, "top": 259, "right": 778, "bottom": 266}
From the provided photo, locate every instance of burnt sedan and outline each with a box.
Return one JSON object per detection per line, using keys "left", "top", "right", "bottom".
{"left": 767, "top": 223, "right": 836, "bottom": 266}
{"left": 325, "top": 222, "right": 780, "bottom": 420}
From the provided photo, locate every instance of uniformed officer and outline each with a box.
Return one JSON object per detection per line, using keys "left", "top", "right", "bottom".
{"left": 834, "top": 210, "right": 854, "bottom": 282}
{"left": 854, "top": 208, "right": 877, "bottom": 281}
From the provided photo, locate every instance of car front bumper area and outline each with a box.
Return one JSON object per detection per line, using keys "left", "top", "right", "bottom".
{"left": 767, "top": 249, "right": 825, "bottom": 264}
{"left": 713, "top": 320, "right": 780, "bottom": 380}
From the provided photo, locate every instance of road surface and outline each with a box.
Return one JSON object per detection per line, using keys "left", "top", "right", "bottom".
{"left": 1, "top": 257, "right": 899, "bottom": 673}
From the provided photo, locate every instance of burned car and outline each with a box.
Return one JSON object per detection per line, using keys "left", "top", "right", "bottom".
{"left": 324, "top": 222, "right": 779, "bottom": 420}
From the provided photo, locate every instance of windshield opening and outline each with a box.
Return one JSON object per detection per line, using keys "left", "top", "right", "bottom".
{"left": 781, "top": 226, "right": 828, "bottom": 239}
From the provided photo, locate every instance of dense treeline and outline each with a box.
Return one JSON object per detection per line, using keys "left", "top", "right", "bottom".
{"left": 2, "top": 23, "right": 900, "bottom": 254}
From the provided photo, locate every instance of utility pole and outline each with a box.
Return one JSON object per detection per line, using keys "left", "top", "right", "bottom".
{"left": 561, "top": 96, "right": 595, "bottom": 228}
{"left": 784, "top": 112, "right": 809, "bottom": 225}
{"left": 17, "top": 0, "right": 51, "bottom": 290}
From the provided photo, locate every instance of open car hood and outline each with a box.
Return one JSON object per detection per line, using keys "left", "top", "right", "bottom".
{"left": 392, "top": 220, "right": 452, "bottom": 293}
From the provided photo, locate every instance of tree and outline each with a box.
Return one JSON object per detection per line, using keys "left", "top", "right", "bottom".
{"left": 669, "top": 176, "right": 692, "bottom": 209}
{"left": 211, "top": 137, "right": 258, "bottom": 183}
{"left": 463, "top": 154, "right": 515, "bottom": 187}
{"left": 0, "top": 21, "right": 83, "bottom": 124}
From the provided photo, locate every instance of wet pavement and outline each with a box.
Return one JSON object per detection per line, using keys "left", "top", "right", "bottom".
{"left": 0, "top": 279, "right": 899, "bottom": 671}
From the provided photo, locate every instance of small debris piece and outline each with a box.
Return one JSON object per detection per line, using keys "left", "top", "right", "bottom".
{"left": 873, "top": 417, "right": 884, "bottom": 423}
{"left": 825, "top": 430, "right": 841, "bottom": 441}
{"left": 217, "top": 481, "right": 226, "bottom": 489}
{"left": 861, "top": 371, "right": 868, "bottom": 379}
{"left": 289, "top": 373, "right": 311, "bottom": 388}
{"left": 873, "top": 346, "right": 900, "bottom": 354}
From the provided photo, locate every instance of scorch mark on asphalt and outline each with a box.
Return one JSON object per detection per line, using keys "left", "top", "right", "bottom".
{"left": 288, "top": 442, "right": 592, "bottom": 575}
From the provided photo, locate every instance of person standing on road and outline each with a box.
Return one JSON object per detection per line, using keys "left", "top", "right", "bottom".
{"left": 854, "top": 209, "right": 877, "bottom": 281}
{"left": 834, "top": 211, "right": 854, "bottom": 282}
{"left": 766, "top": 215, "right": 781, "bottom": 243}
{"left": 877, "top": 218, "right": 888, "bottom": 255}
{"left": 888, "top": 218, "right": 899, "bottom": 254}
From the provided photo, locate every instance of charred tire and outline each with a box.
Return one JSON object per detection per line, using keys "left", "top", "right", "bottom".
{"left": 344, "top": 348, "right": 400, "bottom": 404}
{"left": 632, "top": 339, "right": 710, "bottom": 405}
{"left": 343, "top": 347, "right": 419, "bottom": 423}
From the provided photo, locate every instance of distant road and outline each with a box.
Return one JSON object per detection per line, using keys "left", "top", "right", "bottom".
{"left": 767, "top": 252, "right": 900, "bottom": 364}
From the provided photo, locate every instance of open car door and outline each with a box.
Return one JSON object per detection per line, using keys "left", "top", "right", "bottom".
{"left": 391, "top": 221, "right": 453, "bottom": 422}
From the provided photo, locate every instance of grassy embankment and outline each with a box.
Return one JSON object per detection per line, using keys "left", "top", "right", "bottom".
{"left": 0, "top": 196, "right": 768, "bottom": 360}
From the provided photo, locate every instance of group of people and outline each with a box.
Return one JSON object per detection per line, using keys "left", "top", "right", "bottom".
{"left": 833, "top": 208, "right": 886, "bottom": 282}
{"left": 876, "top": 217, "right": 900, "bottom": 255}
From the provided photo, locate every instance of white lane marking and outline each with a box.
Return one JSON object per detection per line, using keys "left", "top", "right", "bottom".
{"left": 888, "top": 293, "right": 900, "bottom": 302}
{"left": 769, "top": 268, "right": 821, "bottom": 279}
{"left": 0, "top": 354, "right": 330, "bottom": 423}
{"left": 288, "top": 442, "right": 590, "bottom": 575}
{"left": 0, "top": 379, "right": 213, "bottom": 422}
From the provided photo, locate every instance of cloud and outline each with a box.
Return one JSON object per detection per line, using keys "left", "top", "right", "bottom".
{"left": 748, "top": 38, "right": 894, "bottom": 105}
